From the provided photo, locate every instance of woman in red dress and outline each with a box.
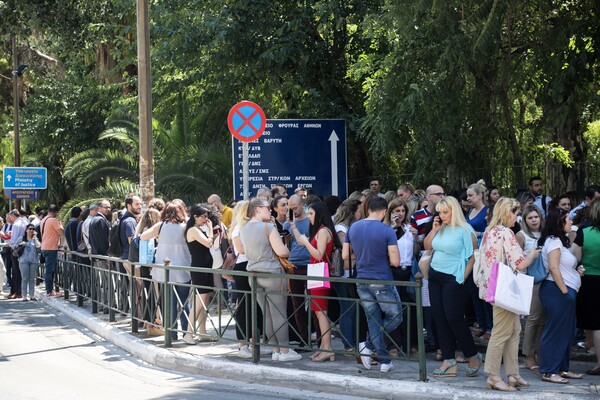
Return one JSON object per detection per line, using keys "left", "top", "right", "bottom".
{"left": 292, "top": 201, "right": 342, "bottom": 362}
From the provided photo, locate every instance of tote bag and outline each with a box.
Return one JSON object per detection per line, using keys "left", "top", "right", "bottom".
{"left": 486, "top": 261, "right": 533, "bottom": 315}
{"left": 307, "top": 262, "right": 331, "bottom": 290}
{"left": 526, "top": 254, "right": 548, "bottom": 285}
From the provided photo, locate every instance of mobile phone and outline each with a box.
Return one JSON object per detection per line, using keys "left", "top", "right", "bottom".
{"left": 289, "top": 208, "right": 294, "bottom": 221}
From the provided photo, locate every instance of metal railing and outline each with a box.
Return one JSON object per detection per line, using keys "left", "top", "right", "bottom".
{"left": 49, "top": 250, "right": 427, "bottom": 381}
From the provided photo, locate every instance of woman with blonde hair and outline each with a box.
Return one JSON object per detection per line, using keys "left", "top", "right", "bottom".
{"left": 478, "top": 198, "right": 540, "bottom": 391}
{"left": 240, "top": 198, "right": 302, "bottom": 362}
{"left": 423, "top": 196, "right": 482, "bottom": 378}
{"left": 230, "top": 201, "right": 264, "bottom": 358}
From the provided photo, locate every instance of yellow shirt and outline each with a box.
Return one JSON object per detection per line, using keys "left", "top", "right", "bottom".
{"left": 221, "top": 206, "right": 233, "bottom": 229}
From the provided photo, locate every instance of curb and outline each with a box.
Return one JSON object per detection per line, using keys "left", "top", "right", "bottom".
{"left": 42, "top": 294, "right": 595, "bottom": 400}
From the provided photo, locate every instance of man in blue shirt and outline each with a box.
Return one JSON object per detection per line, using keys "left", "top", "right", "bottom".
{"left": 283, "top": 194, "right": 311, "bottom": 345}
{"left": 343, "top": 196, "right": 402, "bottom": 373}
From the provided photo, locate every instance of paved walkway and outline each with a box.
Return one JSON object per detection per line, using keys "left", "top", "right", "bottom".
{"left": 5, "top": 286, "right": 599, "bottom": 400}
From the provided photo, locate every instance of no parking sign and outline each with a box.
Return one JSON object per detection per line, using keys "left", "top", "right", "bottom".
{"left": 227, "top": 101, "right": 266, "bottom": 142}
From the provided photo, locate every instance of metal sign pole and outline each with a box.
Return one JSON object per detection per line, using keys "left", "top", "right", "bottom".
{"left": 243, "top": 142, "right": 249, "bottom": 200}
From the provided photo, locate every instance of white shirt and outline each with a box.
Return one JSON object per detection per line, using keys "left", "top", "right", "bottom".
{"left": 232, "top": 224, "right": 248, "bottom": 263}
{"left": 396, "top": 223, "right": 414, "bottom": 266}
{"left": 541, "top": 237, "right": 581, "bottom": 291}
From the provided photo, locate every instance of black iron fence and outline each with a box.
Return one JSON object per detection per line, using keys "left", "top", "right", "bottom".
{"left": 49, "top": 250, "right": 427, "bottom": 381}
{"left": 349, "top": 162, "right": 600, "bottom": 199}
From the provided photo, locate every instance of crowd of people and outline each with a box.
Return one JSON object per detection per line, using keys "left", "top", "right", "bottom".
{"left": 1, "top": 177, "right": 600, "bottom": 386}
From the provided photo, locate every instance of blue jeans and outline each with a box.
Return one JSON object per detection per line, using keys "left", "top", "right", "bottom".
{"left": 169, "top": 281, "right": 190, "bottom": 339}
{"left": 42, "top": 250, "right": 58, "bottom": 294}
{"left": 333, "top": 280, "right": 357, "bottom": 349}
{"left": 19, "top": 262, "right": 38, "bottom": 298}
{"left": 357, "top": 283, "right": 403, "bottom": 364}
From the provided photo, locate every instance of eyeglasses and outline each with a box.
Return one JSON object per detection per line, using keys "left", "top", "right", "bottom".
{"left": 256, "top": 205, "right": 270, "bottom": 210}
{"left": 430, "top": 192, "right": 445, "bottom": 197}
{"left": 196, "top": 214, "right": 207, "bottom": 219}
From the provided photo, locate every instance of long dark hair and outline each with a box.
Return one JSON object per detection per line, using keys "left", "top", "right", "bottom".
{"left": 185, "top": 204, "right": 209, "bottom": 236}
{"left": 308, "top": 202, "right": 342, "bottom": 249}
{"left": 538, "top": 208, "right": 569, "bottom": 248}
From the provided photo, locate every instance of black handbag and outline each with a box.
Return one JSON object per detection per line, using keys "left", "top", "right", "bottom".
{"left": 326, "top": 247, "right": 344, "bottom": 277}
{"left": 12, "top": 243, "right": 25, "bottom": 258}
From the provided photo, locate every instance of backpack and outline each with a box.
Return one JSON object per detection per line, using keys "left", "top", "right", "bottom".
{"left": 128, "top": 235, "right": 140, "bottom": 263}
{"left": 107, "top": 217, "right": 123, "bottom": 257}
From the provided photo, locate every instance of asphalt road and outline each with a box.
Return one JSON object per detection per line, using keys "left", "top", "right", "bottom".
{"left": 0, "top": 298, "right": 366, "bottom": 400}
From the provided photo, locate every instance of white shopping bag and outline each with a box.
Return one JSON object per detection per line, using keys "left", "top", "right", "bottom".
{"left": 493, "top": 262, "right": 534, "bottom": 316}
{"left": 307, "top": 262, "right": 330, "bottom": 290}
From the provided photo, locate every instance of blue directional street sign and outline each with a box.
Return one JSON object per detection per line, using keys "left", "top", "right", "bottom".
{"left": 2, "top": 167, "right": 47, "bottom": 189}
{"left": 232, "top": 119, "right": 347, "bottom": 200}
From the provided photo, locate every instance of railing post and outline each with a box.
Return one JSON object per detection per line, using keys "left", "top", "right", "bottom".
{"left": 91, "top": 258, "right": 98, "bottom": 314}
{"left": 163, "top": 258, "right": 172, "bottom": 347}
{"left": 76, "top": 253, "right": 84, "bottom": 307}
{"left": 250, "top": 272, "right": 259, "bottom": 364}
{"left": 415, "top": 272, "right": 427, "bottom": 382}
{"left": 108, "top": 260, "right": 115, "bottom": 322}
{"left": 131, "top": 262, "right": 138, "bottom": 333}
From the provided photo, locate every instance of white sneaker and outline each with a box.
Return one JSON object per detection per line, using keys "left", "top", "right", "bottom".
{"left": 380, "top": 362, "right": 394, "bottom": 373}
{"left": 271, "top": 351, "right": 281, "bottom": 361}
{"left": 237, "top": 345, "right": 253, "bottom": 359}
{"left": 182, "top": 333, "right": 196, "bottom": 345}
{"left": 278, "top": 349, "right": 302, "bottom": 362}
{"left": 359, "top": 342, "right": 372, "bottom": 370}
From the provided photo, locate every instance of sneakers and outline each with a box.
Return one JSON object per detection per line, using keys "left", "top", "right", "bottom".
{"left": 182, "top": 333, "right": 196, "bottom": 345}
{"left": 381, "top": 362, "right": 395, "bottom": 373}
{"left": 359, "top": 342, "right": 372, "bottom": 370}
{"left": 278, "top": 349, "right": 302, "bottom": 362}
{"left": 237, "top": 345, "right": 253, "bottom": 359}
{"left": 271, "top": 351, "right": 281, "bottom": 361}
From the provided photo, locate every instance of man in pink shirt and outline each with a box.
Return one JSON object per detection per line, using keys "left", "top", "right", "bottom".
{"left": 40, "top": 204, "right": 64, "bottom": 296}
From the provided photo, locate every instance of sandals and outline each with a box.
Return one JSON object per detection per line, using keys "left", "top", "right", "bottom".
{"left": 523, "top": 356, "right": 539, "bottom": 371}
{"left": 466, "top": 353, "right": 484, "bottom": 377}
{"left": 541, "top": 373, "right": 569, "bottom": 384}
{"left": 508, "top": 375, "right": 530, "bottom": 388}
{"left": 433, "top": 359, "right": 457, "bottom": 378}
{"left": 487, "top": 376, "right": 516, "bottom": 392}
{"left": 559, "top": 371, "right": 583, "bottom": 379}
{"left": 587, "top": 366, "right": 600, "bottom": 375}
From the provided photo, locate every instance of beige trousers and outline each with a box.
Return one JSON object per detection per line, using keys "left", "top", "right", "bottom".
{"left": 484, "top": 305, "right": 521, "bottom": 376}
{"left": 522, "top": 284, "right": 545, "bottom": 356}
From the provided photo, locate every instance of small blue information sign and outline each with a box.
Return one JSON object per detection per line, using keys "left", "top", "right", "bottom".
{"left": 232, "top": 119, "right": 347, "bottom": 199}
{"left": 2, "top": 167, "right": 47, "bottom": 189}
{"left": 3, "top": 189, "right": 40, "bottom": 200}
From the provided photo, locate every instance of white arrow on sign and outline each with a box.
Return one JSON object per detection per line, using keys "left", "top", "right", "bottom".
{"left": 6, "top": 175, "right": 12, "bottom": 182}
{"left": 329, "top": 130, "right": 339, "bottom": 196}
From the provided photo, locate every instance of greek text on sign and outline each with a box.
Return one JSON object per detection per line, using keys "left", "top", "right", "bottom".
{"left": 232, "top": 119, "right": 347, "bottom": 199}
{"left": 3, "top": 167, "right": 48, "bottom": 189}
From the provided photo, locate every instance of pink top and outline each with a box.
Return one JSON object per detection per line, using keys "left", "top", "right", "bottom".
{"left": 477, "top": 225, "right": 526, "bottom": 299}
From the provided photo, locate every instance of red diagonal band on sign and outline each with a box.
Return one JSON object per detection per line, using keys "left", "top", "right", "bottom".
{"left": 233, "top": 108, "right": 261, "bottom": 135}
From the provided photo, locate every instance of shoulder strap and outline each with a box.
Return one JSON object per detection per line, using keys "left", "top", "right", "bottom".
{"left": 542, "top": 195, "right": 547, "bottom": 212}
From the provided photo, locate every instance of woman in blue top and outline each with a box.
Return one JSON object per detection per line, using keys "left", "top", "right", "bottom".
{"left": 18, "top": 224, "right": 40, "bottom": 301}
{"left": 424, "top": 196, "right": 482, "bottom": 378}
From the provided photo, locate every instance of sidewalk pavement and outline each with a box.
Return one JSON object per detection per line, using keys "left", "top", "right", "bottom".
{"left": 28, "top": 289, "right": 600, "bottom": 399}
